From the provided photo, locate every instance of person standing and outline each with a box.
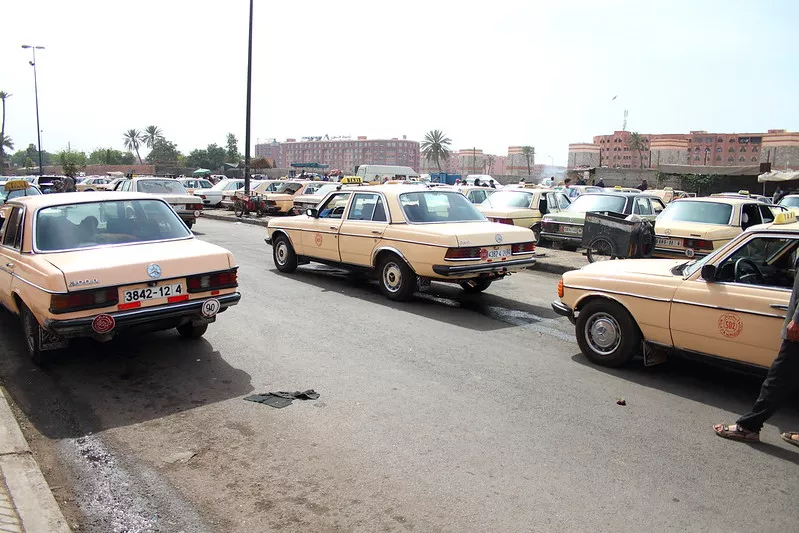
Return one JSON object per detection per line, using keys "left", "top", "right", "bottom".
{"left": 714, "top": 259, "right": 799, "bottom": 447}
{"left": 637, "top": 179, "right": 648, "bottom": 191}
{"left": 519, "top": 178, "right": 526, "bottom": 186}
{"left": 595, "top": 178, "right": 606, "bottom": 188}
{"left": 773, "top": 185, "right": 786, "bottom": 204}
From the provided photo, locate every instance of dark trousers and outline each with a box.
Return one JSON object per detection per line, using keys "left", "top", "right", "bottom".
{"left": 737, "top": 339, "right": 799, "bottom": 433}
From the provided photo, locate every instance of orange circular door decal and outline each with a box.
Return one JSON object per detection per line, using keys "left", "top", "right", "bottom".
{"left": 315, "top": 233, "right": 323, "bottom": 247}
{"left": 718, "top": 313, "right": 743, "bottom": 338}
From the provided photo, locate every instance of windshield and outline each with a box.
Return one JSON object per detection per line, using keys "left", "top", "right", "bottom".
{"left": 658, "top": 201, "right": 733, "bottom": 225}
{"left": 211, "top": 180, "right": 242, "bottom": 191}
{"left": 137, "top": 180, "right": 189, "bottom": 195}
{"left": 483, "top": 191, "right": 533, "bottom": 208}
{"left": 567, "top": 194, "right": 626, "bottom": 213}
{"left": 399, "top": 191, "right": 486, "bottom": 223}
{"left": 36, "top": 199, "right": 192, "bottom": 252}
{"left": 779, "top": 197, "right": 799, "bottom": 208}
{"left": 309, "top": 184, "right": 338, "bottom": 197}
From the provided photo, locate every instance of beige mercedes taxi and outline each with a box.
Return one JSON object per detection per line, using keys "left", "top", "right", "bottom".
{"left": 266, "top": 186, "right": 537, "bottom": 300}
{"left": 553, "top": 211, "right": 799, "bottom": 370}
{"left": 0, "top": 192, "right": 240, "bottom": 363}
{"left": 478, "top": 188, "right": 571, "bottom": 243}
{"left": 654, "top": 197, "right": 781, "bottom": 260}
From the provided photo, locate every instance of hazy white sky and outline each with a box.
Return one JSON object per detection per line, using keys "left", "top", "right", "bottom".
{"left": 1, "top": 0, "right": 797, "bottom": 165}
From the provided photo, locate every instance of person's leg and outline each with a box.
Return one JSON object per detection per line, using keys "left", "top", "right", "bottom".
{"left": 736, "top": 339, "right": 799, "bottom": 433}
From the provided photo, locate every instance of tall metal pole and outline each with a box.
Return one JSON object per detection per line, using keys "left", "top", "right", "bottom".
{"left": 243, "top": 0, "right": 254, "bottom": 194}
{"left": 22, "top": 45, "right": 44, "bottom": 176}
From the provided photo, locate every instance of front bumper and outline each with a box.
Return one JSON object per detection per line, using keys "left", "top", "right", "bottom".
{"left": 551, "top": 300, "right": 576, "bottom": 324}
{"left": 44, "top": 292, "right": 241, "bottom": 338}
{"left": 432, "top": 257, "right": 536, "bottom": 276}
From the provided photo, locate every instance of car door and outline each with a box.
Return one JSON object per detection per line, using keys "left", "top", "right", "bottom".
{"left": 339, "top": 193, "right": 390, "bottom": 266}
{"left": 0, "top": 206, "right": 24, "bottom": 310}
{"left": 670, "top": 233, "right": 796, "bottom": 367}
{"left": 301, "top": 192, "right": 352, "bottom": 262}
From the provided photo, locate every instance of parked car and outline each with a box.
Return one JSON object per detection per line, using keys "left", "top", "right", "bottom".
{"left": 552, "top": 210, "right": 799, "bottom": 371}
{"left": 653, "top": 197, "right": 780, "bottom": 259}
{"left": 0, "top": 180, "right": 41, "bottom": 205}
{"left": 196, "top": 179, "right": 246, "bottom": 207}
{"left": 558, "top": 185, "right": 603, "bottom": 199}
{"left": 0, "top": 192, "right": 240, "bottom": 362}
{"left": 76, "top": 177, "right": 113, "bottom": 192}
{"left": 113, "top": 177, "right": 203, "bottom": 228}
{"left": 456, "top": 186, "right": 497, "bottom": 205}
{"left": 177, "top": 178, "right": 214, "bottom": 195}
{"left": 477, "top": 188, "right": 571, "bottom": 243}
{"left": 266, "top": 186, "right": 537, "bottom": 300}
{"left": 541, "top": 192, "right": 665, "bottom": 249}
{"left": 646, "top": 187, "right": 695, "bottom": 204}
{"left": 259, "top": 181, "right": 326, "bottom": 215}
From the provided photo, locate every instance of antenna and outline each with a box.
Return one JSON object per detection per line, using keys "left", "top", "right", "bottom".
{"left": 622, "top": 109, "right": 628, "bottom": 132}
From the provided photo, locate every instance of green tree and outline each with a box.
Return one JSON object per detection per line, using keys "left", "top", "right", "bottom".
{"left": 521, "top": 146, "right": 535, "bottom": 176}
{"left": 0, "top": 91, "right": 10, "bottom": 167}
{"left": 11, "top": 144, "right": 50, "bottom": 168}
{"left": 123, "top": 129, "right": 145, "bottom": 164}
{"left": 421, "top": 129, "right": 452, "bottom": 171}
{"left": 89, "top": 147, "right": 129, "bottom": 165}
{"left": 225, "top": 133, "right": 240, "bottom": 163}
{"left": 186, "top": 144, "right": 226, "bottom": 170}
{"left": 142, "top": 125, "right": 164, "bottom": 149}
{"left": 146, "top": 139, "right": 181, "bottom": 164}
{"left": 627, "top": 132, "right": 646, "bottom": 169}
{"left": 57, "top": 148, "right": 87, "bottom": 179}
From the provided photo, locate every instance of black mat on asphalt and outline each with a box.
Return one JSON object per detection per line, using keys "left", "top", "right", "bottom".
{"left": 244, "top": 389, "right": 320, "bottom": 409}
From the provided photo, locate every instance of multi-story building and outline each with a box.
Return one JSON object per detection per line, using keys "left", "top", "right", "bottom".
{"left": 569, "top": 129, "right": 798, "bottom": 170}
{"left": 419, "top": 146, "right": 538, "bottom": 177}
{"left": 253, "top": 139, "right": 283, "bottom": 167}
{"left": 255, "top": 136, "right": 420, "bottom": 174}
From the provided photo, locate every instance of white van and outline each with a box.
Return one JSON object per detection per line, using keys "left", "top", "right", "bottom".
{"left": 465, "top": 175, "right": 503, "bottom": 188}
{"left": 356, "top": 165, "right": 419, "bottom": 183}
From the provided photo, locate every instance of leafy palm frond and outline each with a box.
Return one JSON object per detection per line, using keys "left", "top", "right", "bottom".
{"left": 0, "top": 134, "right": 13, "bottom": 150}
{"left": 123, "top": 129, "right": 145, "bottom": 164}
{"left": 421, "top": 129, "right": 452, "bottom": 171}
{"left": 143, "top": 125, "right": 164, "bottom": 149}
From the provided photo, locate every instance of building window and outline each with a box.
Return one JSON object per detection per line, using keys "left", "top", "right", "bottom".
{"left": 751, "top": 156, "right": 758, "bottom": 162}
{"left": 695, "top": 147, "right": 700, "bottom": 152}
{"left": 715, "top": 155, "right": 722, "bottom": 161}
{"left": 717, "top": 137, "right": 723, "bottom": 142}
{"left": 740, "top": 147, "right": 747, "bottom": 152}
{"left": 694, "top": 156, "right": 701, "bottom": 161}
{"left": 716, "top": 147, "right": 722, "bottom": 152}
{"left": 729, "top": 138, "right": 736, "bottom": 143}
{"left": 739, "top": 156, "right": 746, "bottom": 162}
{"left": 729, "top": 147, "right": 735, "bottom": 152}
{"left": 752, "top": 146, "right": 759, "bottom": 152}
{"left": 728, "top": 156, "right": 735, "bottom": 162}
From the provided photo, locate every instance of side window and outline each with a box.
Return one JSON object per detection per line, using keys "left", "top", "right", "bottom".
{"left": 318, "top": 192, "right": 351, "bottom": 219}
{"left": 714, "top": 236, "right": 798, "bottom": 289}
{"left": 741, "top": 204, "right": 762, "bottom": 229}
{"left": 557, "top": 194, "right": 571, "bottom": 210}
{"left": 652, "top": 199, "right": 665, "bottom": 215}
{"left": 2, "top": 207, "right": 23, "bottom": 250}
{"left": 634, "top": 197, "right": 653, "bottom": 215}
{"left": 538, "top": 194, "right": 549, "bottom": 215}
{"left": 759, "top": 205, "right": 775, "bottom": 224}
{"left": 469, "top": 190, "right": 486, "bottom": 204}
{"left": 121, "top": 181, "right": 130, "bottom": 192}
{"left": 372, "top": 196, "right": 387, "bottom": 222}
{"left": 347, "top": 193, "right": 380, "bottom": 221}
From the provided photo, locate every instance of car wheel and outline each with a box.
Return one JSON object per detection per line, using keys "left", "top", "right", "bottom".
{"left": 177, "top": 323, "right": 208, "bottom": 339}
{"left": 531, "top": 224, "right": 549, "bottom": 247}
{"left": 20, "top": 305, "right": 48, "bottom": 364}
{"left": 575, "top": 300, "right": 640, "bottom": 367}
{"left": 377, "top": 254, "right": 416, "bottom": 301}
{"left": 273, "top": 235, "right": 298, "bottom": 273}
{"left": 85, "top": 188, "right": 94, "bottom": 192}
{"left": 586, "top": 237, "right": 615, "bottom": 263}
{"left": 460, "top": 279, "right": 492, "bottom": 293}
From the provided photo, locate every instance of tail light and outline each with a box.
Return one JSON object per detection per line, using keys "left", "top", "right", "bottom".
{"left": 445, "top": 247, "right": 483, "bottom": 260}
{"left": 186, "top": 269, "right": 238, "bottom": 293}
{"left": 557, "top": 278, "right": 564, "bottom": 298}
{"left": 189, "top": 203, "right": 204, "bottom": 211}
{"left": 199, "top": 195, "right": 207, "bottom": 199}
{"left": 490, "top": 218, "right": 514, "bottom": 225}
{"left": 542, "top": 221, "right": 557, "bottom": 231}
{"left": 684, "top": 238, "right": 713, "bottom": 250}
{"left": 50, "top": 287, "right": 118, "bottom": 314}
{"left": 511, "top": 242, "right": 536, "bottom": 254}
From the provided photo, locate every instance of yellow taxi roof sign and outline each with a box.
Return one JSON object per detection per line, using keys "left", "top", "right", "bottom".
{"left": 339, "top": 176, "right": 362, "bottom": 184}
{"left": 737, "top": 190, "right": 750, "bottom": 195}
{"left": 774, "top": 211, "right": 797, "bottom": 225}
{"left": 614, "top": 185, "right": 623, "bottom": 189}
{"left": 4, "top": 180, "right": 30, "bottom": 191}
{"left": 664, "top": 186, "right": 673, "bottom": 190}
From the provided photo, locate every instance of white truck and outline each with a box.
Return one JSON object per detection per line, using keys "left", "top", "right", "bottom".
{"left": 355, "top": 165, "right": 419, "bottom": 183}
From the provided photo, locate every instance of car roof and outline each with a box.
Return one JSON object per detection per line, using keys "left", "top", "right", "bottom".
{"left": 8, "top": 191, "right": 168, "bottom": 209}
{"left": 672, "top": 197, "right": 758, "bottom": 206}
{"left": 576, "top": 191, "right": 653, "bottom": 199}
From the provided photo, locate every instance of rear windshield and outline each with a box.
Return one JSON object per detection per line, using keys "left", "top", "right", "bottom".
{"left": 779, "top": 197, "right": 799, "bottom": 208}
{"left": 658, "top": 201, "right": 733, "bottom": 225}
{"left": 137, "top": 180, "right": 188, "bottom": 195}
{"left": 567, "top": 194, "right": 626, "bottom": 213}
{"left": 483, "top": 191, "right": 533, "bottom": 208}
{"left": 399, "top": 191, "right": 486, "bottom": 223}
{"left": 36, "top": 199, "right": 191, "bottom": 252}
{"left": 276, "top": 182, "right": 304, "bottom": 194}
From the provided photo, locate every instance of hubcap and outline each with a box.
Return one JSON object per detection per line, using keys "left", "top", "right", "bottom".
{"left": 584, "top": 312, "right": 621, "bottom": 355}
{"left": 276, "top": 242, "right": 287, "bottom": 265}
{"left": 383, "top": 262, "right": 402, "bottom": 293}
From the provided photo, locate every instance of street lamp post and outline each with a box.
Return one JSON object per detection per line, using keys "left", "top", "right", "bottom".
{"left": 21, "top": 45, "right": 45, "bottom": 176}
{"left": 243, "top": 0, "right": 254, "bottom": 194}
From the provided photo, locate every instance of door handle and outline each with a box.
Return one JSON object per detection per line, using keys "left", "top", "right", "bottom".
{"left": 4, "top": 263, "right": 12, "bottom": 268}
{"left": 371, "top": 230, "right": 382, "bottom": 235}
{"left": 329, "top": 226, "right": 337, "bottom": 230}
{"left": 770, "top": 304, "right": 789, "bottom": 311}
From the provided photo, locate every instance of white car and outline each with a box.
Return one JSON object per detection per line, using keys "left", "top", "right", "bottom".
{"left": 196, "top": 179, "right": 246, "bottom": 207}
{"left": 114, "top": 178, "right": 203, "bottom": 228}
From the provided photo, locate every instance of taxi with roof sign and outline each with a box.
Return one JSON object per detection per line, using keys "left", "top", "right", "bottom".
{"left": 646, "top": 187, "right": 694, "bottom": 204}
{"left": 653, "top": 197, "right": 782, "bottom": 259}
{"left": 712, "top": 190, "right": 772, "bottom": 205}
{"left": 553, "top": 210, "right": 799, "bottom": 371}
{"left": 0, "top": 192, "right": 240, "bottom": 363}
{"left": 266, "top": 185, "right": 537, "bottom": 300}
{"left": 0, "top": 180, "right": 41, "bottom": 205}
{"left": 477, "top": 187, "right": 571, "bottom": 243}
{"left": 291, "top": 177, "right": 365, "bottom": 215}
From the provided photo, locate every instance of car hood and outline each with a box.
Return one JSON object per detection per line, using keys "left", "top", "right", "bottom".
{"left": 543, "top": 211, "right": 587, "bottom": 224}
{"left": 478, "top": 205, "right": 534, "bottom": 218}
{"left": 578, "top": 258, "right": 685, "bottom": 277}
{"left": 42, "top": 239, "right": 234, "bottom": 290}
{"left": 654, "top": 220, "right": 739, "bottom": 240}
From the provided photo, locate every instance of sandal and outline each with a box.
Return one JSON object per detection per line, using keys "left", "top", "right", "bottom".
{"left": 780, "top": 432, "right": 799, "bottom": 447}
{"left": 714, "top": 424, "right": 760, "bottom": 443}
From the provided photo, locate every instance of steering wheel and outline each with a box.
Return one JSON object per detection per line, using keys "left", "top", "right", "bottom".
{"left": 734, "top": 258, "right": 764, "bottom": 285}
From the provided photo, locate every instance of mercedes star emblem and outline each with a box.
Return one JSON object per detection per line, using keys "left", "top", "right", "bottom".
{"left": 147, "top": 264, "right": 162, "bottom": 279}
{"left": 495, "top": 234, "right": 503, "bottom": 243}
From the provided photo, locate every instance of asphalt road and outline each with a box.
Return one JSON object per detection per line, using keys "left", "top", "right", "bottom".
{"left": 1, "top": 218, "right": 799, "bottom": 532}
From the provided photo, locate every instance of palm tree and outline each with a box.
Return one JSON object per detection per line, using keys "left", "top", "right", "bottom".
{"left": 123, "top": 129, "right": 145, "bottom": 164}
{"left": 0, "top": 92, "right": 10, "bottom": 167}
{"left": 421, "top": 129, "right": 452, "bottom": 171}
{"left": 142, "top": 125, "right": 164, "bottom": 149}
{"left": 627, "top": 132, "right": 646, "bottom": 169}
{"left": 521, "top": 146, "right": 535, "bottom": 176}
{"left": 0, "top": 134, "right": 13, "bottom": 154}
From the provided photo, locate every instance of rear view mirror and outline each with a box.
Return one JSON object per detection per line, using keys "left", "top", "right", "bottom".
{"left": 306, "top": 208, "right": 319, "bottom": 218}
{"left": 701, "top": 264, "right": 717, "bottom": 281}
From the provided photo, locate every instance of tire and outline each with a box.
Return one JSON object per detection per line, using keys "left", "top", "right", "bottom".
{"left": 377, "top": 254, "right": 417, "bottom": 301}
{"left": 575, "top": 300, "right": 640, "bottom": 367}
{"left": 586, "top": 237, "right": 615, "bottom": 263}
{"left": 85, "top": 188, "right": 94, "bottom": 192}
{"left": 20, "top": 305, "right": 48, "bottom": 364}
{"left": 234, "top": 200, "right": 246, "bottom": 218}
{"left": 186, "top": 220, "right": 194, "bottom": 230}
{"left": 177, "top": 323, "right": 208, "bottom": 339}
{"left": 273, "top": 234, "right": 298, "bottom": 273}
{"left": 460, "top": 279, "right": 492, "bottom": 293}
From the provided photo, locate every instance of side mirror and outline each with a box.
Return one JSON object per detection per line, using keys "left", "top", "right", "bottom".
{"left": 306, "top": 208, "right": 319, "bottom": 218}
{"left": 701, "top": 264, "right": 717, "bottom": 281}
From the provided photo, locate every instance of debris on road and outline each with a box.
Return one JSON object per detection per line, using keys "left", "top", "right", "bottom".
{"left": 244, "top": 389, "right": 320, "bottom": 409}
{"left": 616, "top": 398, "right": 627, "bottom": 406}
{"left": 163, "top": 451, "right": 197, "bottom": 465}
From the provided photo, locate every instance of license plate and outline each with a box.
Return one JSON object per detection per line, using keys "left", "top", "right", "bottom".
{"left": 173, "top": 204, "right": 185, "bottom": 211}
{"left": 656, "top": 237, "right": 682, "bottom": 247}
{"left": 486, "top": 247, "right": 511, "bottom": 259}
{"left": 562, "top": 225, "right": 582, "bottom": 235}
{"left": 122, "top": 283, "right": 184, "bottom": 303}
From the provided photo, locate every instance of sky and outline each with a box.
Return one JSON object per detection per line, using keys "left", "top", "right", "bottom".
{"left": 1, "top": 0, "right": 798, "bottom": 166}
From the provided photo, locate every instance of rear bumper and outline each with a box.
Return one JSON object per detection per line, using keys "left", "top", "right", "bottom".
{"left": 551, "top": 300, "right": 576, "bottom": 324}
{"left": 432, "top": 257, "right": 536, "bottom": 276}
{"left": 541, "top": 231, "right": 582, "bottom": 245}
{"left": 44, "top": 292, "right": 241, "bottom": 338}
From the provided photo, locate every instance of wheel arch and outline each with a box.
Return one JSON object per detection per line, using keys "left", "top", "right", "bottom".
{"left": 574, "top": 293, "right": 644, "bottom": 335}
{"left": 372, "top": 247, "right": 417, "bottom": 274}
{"left": 270, "top": 229, "right": 296, "bottom": 248}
